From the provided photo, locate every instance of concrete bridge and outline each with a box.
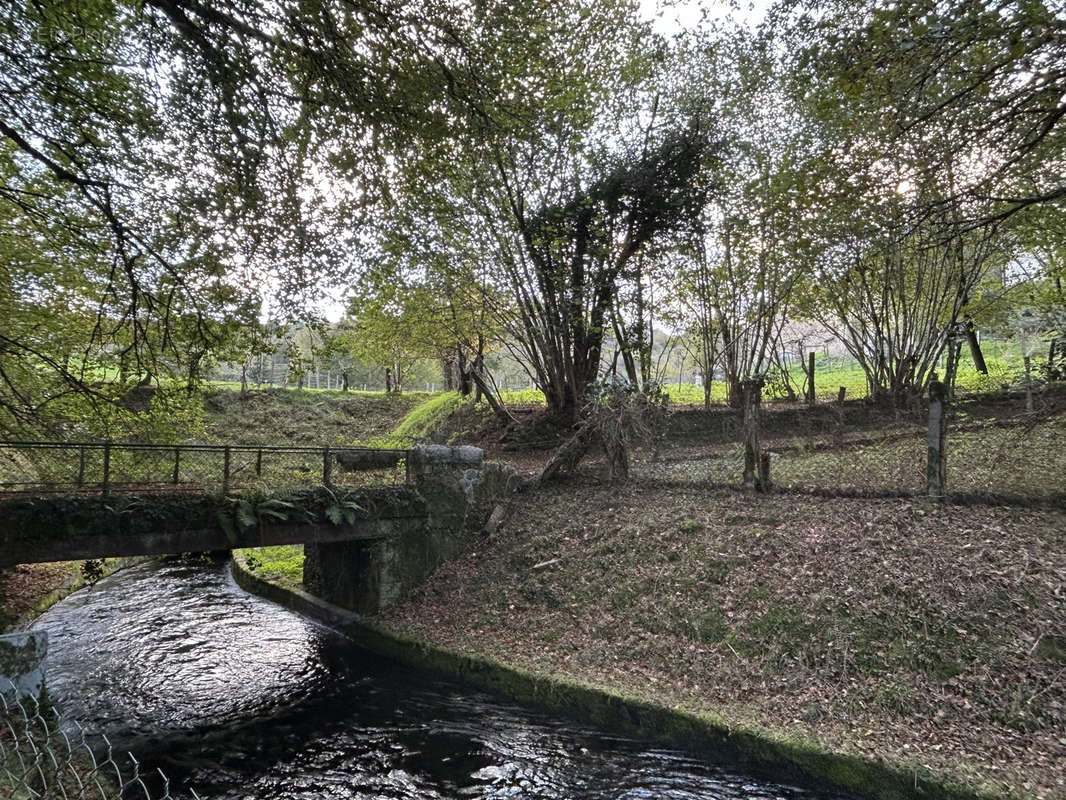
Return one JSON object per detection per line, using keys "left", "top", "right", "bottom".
{"left": 0, "top": 444, "right": 519, "bottom": 614}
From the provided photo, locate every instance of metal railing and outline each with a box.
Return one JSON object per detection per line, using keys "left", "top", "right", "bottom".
{"left": 1, "top": 680, "right": 197, "bottom": 799}
{"left": 0, "top": 441, "right": 408, "bottom": 496}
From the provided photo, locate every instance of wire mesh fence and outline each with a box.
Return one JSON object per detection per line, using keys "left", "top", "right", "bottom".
{"left": 1, "top": 680, "right": 196, "bottom": 800}
{"left": 0, "top": 443, "right": 408, "bottom": 497}
{"left": 646, "top": 387, "right": 1066, "bottom": 507}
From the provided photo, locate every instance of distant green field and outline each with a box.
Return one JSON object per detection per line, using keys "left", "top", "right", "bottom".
{"left": 667, "top": 347, "right": 1032, "bottom": 406}
{"left": 201, "top": 337, "right": 1037, "bottom": 413}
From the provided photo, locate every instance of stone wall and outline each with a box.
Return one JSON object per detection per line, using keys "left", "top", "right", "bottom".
{"left": 304, "top": 446, "right": 520, "bottom": 615}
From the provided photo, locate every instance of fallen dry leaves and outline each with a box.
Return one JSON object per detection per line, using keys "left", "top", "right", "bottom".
{"left": 383, "top": 475, "right": 1066, "bottom": 799}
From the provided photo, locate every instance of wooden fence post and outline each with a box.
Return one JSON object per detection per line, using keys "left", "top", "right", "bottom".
{"left": 172, "top": 447, "right": 181, "bottom": 485}
{"left": 965, "top": 320, "right": 987, "bottom": 374}
{"left": 927, "top": 376, "right": 947, "bottom": 500}
{"left": 944, "top": 337, "right": 963, "bottom": 400}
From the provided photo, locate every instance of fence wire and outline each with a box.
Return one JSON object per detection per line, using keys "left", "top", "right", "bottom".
{"left": 0, "top": 681, "right": 197, "bottom": 800}
{"left": 645, "top": 388, "right": 1066, "bottom": 506}
{"left": 0, "top": 443, "right": 407, "bottom": 497}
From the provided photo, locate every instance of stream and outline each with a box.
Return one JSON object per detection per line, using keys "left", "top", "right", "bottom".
{"left": 30, "top": 558, "right": 847, "bottom": 800}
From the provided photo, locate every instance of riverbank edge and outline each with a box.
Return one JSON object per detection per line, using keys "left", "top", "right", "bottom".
{"left": 1, "top": 557, "right": 148, "bottom": 634}
{"left": 229, "top": 555, "right": 1000, "bottom": 800}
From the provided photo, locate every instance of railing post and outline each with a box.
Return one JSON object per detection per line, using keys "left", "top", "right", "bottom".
{"left": 101, "top": 442, "right": 111, "bottom": 497}
{"left": 222, "top": 446, "right": 231, "bottom": 495}
{"left": 322, "top": 445, "right": 332, "bottom": 487}
{"left": 172, "top": 447, "right": 181, "bottom": 485}
{"left": 255, "top": 448, "right": 263, "bottom": 477}
{"left": 77, "top": 446, "right": 86, "bottom": 489}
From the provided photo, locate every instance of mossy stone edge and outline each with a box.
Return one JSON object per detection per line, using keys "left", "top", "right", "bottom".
{"left": 229, "top": 556, "right": 1002, "bottom": 800}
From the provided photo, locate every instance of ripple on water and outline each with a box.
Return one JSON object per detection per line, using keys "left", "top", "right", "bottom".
{"left": 32, "top": 559, "right": 847, "bottom": 800}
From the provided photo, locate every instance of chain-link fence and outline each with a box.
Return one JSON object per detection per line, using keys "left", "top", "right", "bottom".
{"left": 649, "top": 386, "right": 1066, "bottom": 507}
{"left": 1, "top": 681, "right": 196, "bottom": 800}
{"left": 0, "top": 442, "right": 408, "bottom": 497}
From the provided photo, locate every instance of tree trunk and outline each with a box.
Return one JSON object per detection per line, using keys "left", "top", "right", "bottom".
{"left": 458, "top": 345, "right": 473, "bottom": 396}
{"left": 385, "top": 367, "right": 392, "bottom": 393}
{"left": 342, "top": 372, "right": 350, "bottom": 392}
{"left": 806, "top": 351, "right": 816, "bottom": 405}
{"left": 944, "top": 338, "right": 962, "bottom": 400}
{"left": 469, "top": 366, "right": 517, "bottom": 424}
{"left": 728, "top": 378, "right": 744, "bottom": 409}
{"left": 1024, "top": 355, "right": 1033, "bottom": 413}
{"left": 965, "top": 321, "right": 987, "bottom": 374}
{"left": 442, "top": 357, "right": 456, "bottom": 391}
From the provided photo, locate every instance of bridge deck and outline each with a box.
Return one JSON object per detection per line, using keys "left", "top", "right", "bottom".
{"left": 0, "top": 487, "right": 426, "bottom": 567}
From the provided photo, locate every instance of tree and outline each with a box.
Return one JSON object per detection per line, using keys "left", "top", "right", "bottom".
{"left": 506, "top": 126, "right": 713, "bottom": 419}
{"left": 668, "top": 26, "right": 809, "bottom": 407}
{"left": 785, "top": 0, "right": 1066, "bottom": 230}
{"left": 1, "top": 0, "right": 583, "bottom": 428}
{"left": 358, "top": 0, "right": 716, "bottom": 422}
{"left": 780, "top": 0, "right": 1031, "bottom": 404}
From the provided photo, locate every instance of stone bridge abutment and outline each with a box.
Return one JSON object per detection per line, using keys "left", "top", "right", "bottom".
{"left": 305, "top": 445, "right": 519, "bottom": 614}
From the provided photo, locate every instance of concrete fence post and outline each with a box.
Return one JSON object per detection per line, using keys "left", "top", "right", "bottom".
{"left": 740, "top": 377, "right": 768, "bottom": 492}
{"left": 927, "top": 376, "right": 947, "bottom": 500}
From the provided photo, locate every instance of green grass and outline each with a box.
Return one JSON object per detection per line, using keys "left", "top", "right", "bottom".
{"left": 384, "top": 391, "right": 467, "bottom": 446}
{"left": 497, "top": 388, "right": 546, "bottom": 406}
{"left": 233, "top": 545, "right": 304, "bottom": 591}
{"left": 666, "top": 350, "right": 1034, "bottom": 406}
{"left": 202, "top": 387, "right": 431, "bottom": 446}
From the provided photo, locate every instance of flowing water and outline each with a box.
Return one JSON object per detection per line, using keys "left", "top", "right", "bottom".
{"left": 31, "top": 559, "right": 846, "bottom": 800}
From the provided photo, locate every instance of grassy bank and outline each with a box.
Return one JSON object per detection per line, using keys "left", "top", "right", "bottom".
{"left": 222, "top": 392, "right": 1064, "bottom": 798}
{"left": 201, "top": 387, "right": 431, "bottom": 445}
{"left": 232, "top": 545, "right": 304, "bottom": 593}
{"left": 234, "top": 483, "right": 1066, "bottom": 797}
{"left": 377, "top": 482, "right": 1064, "bottom": 799}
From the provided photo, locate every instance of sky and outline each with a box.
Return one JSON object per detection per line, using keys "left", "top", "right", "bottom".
{"left": 639, "top": 0, "right": 772, "bottom": 34}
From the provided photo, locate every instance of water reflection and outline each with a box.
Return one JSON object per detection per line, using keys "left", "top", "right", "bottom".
{"left": 33, "top": 560, "right": 840, "bottom": 800}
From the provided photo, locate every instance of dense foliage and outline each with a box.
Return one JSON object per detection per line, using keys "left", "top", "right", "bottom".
{"left": 1, "top": 0, "right": 1063, "bottom": 435}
